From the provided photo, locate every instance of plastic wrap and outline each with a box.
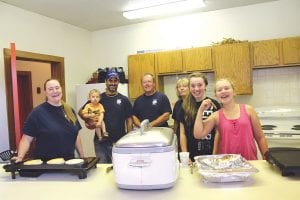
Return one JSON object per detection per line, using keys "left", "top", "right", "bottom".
{"left": 194, "top": 154, "right": 258, "bottom": 183}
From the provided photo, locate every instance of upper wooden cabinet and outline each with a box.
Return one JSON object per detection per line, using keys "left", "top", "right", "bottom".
{"left": 282, "top": 36, "right": 300, "bottom": 65}
{"left": 182, "top": 47, "right": 213, "bottom": 72}
{"left": 127, "top": 36, "right": 299, "bottom": 97}
{"left": 128, "top": 53, "right": 155, "bottom": 99}
{"left": 213, "top": 42, "right": 252, "bottom": 95}
{"left": 252, "top": 39, "right": 280, "bottom": 67}
{"left": 155, "top": 50, "right": 182, "bottom": 74}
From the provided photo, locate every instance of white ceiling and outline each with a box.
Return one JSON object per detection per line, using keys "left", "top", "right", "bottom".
{"left": 0, "top": 0, "right": 277, "bottom": 31}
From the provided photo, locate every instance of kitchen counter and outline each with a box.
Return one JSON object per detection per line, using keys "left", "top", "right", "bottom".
{"left": 0, "top": 161, "right": 299, "bottom": 200}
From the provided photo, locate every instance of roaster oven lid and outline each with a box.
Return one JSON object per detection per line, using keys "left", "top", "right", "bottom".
{"left": 115, "top": 127, "right": 174, "bottom": 148}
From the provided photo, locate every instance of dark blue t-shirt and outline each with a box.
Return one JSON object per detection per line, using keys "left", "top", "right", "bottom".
{"left": 100, "top": 92, "right": 133, "bottom": 143}
{"left": 133, "top": 92, "right": 172, "bottom": 127}
{"left": 22, "top": 102, "right": 81, "bottom": 160}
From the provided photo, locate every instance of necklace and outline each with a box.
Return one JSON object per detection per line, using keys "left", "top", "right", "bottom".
{"left": 60, "top": 106, "right": 67, "bottom": 118}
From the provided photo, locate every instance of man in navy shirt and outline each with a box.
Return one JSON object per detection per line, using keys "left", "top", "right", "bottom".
{"left": 79, "top": 71, "right": 133, "bottom": 163}
{"left": 97, "top": 71, "right": 133, "bottom": 163}
{"left": 132, "top": 73, "right": 172, "bottom": 128}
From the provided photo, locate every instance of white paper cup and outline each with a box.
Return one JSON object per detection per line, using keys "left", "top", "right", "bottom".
{"left": 179, "top": 152, "right": 190, "bottom": 168}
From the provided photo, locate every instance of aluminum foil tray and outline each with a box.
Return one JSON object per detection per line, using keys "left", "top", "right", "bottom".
{"left": 194, "top": 154, "right": 258, "bottom": 183}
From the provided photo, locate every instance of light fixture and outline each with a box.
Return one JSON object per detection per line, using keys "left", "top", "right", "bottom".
{"left": 123, "top": 0, "right": 206, "bottom": 20}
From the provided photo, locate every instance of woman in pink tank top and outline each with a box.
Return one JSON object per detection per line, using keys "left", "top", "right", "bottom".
{"left": 194, "top": 79, "right": 268, "bottom": 160}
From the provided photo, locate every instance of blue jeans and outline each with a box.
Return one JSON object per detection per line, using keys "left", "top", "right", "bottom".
{"left": 94, "top": 140, "right": 113, "bottom": 163}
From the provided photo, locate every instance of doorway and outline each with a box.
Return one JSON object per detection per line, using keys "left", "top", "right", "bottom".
{"left": 4, "top": 49, "right": 65, "bottom": 150}
{"left": 17, "top": 71, "right": 33, "bottom": 128}
{"left": 17, "top": 71, "right": 35, "bottom": 157}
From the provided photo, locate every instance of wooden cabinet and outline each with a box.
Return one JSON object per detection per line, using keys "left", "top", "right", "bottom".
{"left": 282, "top": 36, "right": 300, "bottom": 65}
{"left": 155, "top": 50, "right": 182, "bottom": 74}
{"left": 128, "top": 53, "right": 155, "bottom": 99}
{"left": 182, "top": 47, "right": 213, "bottom": 72}
{"left": 213, "top": 42, "right": 252, "bottom": 95}
{"left": 128, "top": 36, "right": 299, "bottom": 97}
{"left": 252, "top": 39, "right": 280, "bottom": 67}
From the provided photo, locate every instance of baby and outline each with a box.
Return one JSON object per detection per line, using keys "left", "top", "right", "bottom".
{"left": 81, "top": 89, "right": 108, "bottom": 141}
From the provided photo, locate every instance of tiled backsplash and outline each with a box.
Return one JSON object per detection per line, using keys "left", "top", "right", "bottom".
{"left": 237, "top": 66, "right": 300, "bottom": 107}
{"left": 163, "top": 66, "right": 300, "bottom": 109}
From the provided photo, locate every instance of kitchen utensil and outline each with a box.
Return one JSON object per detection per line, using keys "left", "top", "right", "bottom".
{"left": 3, "top": 157, "right": 99, "bottom": 179}
{"left": 106, "top": 165, "right": 113, "bottom": 173}
{"left": 266, "top": 147, "right": 300, "bottom": 176}
{"left": 0, "top": 150, "right": 17, "bottom": 179}
{"left": 0, "top": 150, "right": 16, "bottom": 161}
{"left": 112, "top": 119, "right": 179, "bottom": 190}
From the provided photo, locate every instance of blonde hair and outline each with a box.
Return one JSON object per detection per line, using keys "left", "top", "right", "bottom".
{"left": 214, "top": 78, "right": 235, "bottom": 93}
{"left": 182, "top": 72, "right": 208, "bottom": 126}
{"left": 62, "top": 101, "right": 77, "bottom": 125}
{"left": 175, "top": 78, "right": 189, "bottom": 98}
{"left": 88, "top": 89, "right": 100, "bottom": 98}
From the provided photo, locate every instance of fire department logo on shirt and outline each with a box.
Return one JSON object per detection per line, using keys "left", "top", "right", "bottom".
{"left": 203, "top": 109, "right": 213, "bottom": 120}
{"left": 116, "top": 99, "right": 122, "bottom": 105}
{"left": 152, "top": 99, "right": 158, "bottom": 105}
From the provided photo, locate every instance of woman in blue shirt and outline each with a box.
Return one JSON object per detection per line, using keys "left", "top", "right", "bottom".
{"left": 14, "top": 79, "right": 84, "bottom": 162}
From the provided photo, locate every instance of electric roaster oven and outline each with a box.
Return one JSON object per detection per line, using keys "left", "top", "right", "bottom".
{"left": 1, "top": 149, "right": 99, "bottom": 179}
{"left": 112, "top": 120, "right": 179, "bottom": 190}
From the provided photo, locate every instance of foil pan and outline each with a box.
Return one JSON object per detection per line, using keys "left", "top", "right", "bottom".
{"left": 194, "top": 154, "right": 258, "bottom": 183}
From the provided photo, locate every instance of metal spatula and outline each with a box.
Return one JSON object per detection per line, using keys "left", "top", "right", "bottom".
{"left": 0, "top": 150, "right": 17, "bottom": 179}
{"left": 0, "top": 150, "right": 16, "bottom": 161}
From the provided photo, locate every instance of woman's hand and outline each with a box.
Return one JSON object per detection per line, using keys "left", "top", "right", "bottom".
{"left": 11, "top": 155, "right": 24, "bottom": 163}
{"left": 200, "top": 99, "right": 217, "bottom": 111}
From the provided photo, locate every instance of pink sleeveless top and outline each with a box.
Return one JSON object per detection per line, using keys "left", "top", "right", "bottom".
{"left": 218, "top": 104, "right": 257, "bottom": 160}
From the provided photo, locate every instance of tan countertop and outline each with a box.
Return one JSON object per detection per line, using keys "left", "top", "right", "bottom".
{"left": 0, "top": 160, "right": 299, "bottom": 200}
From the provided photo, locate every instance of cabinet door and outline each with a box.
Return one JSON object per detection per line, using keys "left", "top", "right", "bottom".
{"left": 252, "top": 39, "right": 280, "bottom": 67}
{"left": 155, "top": 50, "right": 182, "bottom": 74}
{"left": 182, "top": 47, "right": 213, "bottom": 72}
{"left": 128, "top": 53, "right": 155, "bottom": 99}
{"left": 213, "top": 42, "right": 252, "bottom": 95}
{"left": 282, "top": 36, "right": 300, "bottom": 65}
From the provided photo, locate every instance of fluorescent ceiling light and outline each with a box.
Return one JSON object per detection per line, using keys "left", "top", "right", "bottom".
{"left": 123, "top": 0, "right": 206, "bottom": 20}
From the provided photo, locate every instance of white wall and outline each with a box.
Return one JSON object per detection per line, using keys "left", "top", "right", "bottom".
{"left": 0, "top": 2, "right": 93, "bottom": 152}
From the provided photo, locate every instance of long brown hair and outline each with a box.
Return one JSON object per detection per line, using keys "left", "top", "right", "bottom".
{"left": 44, "top": 79, "right": 77, "bottom": 125}
{"left": 182, "top": 72, "right": 208, "bottom": 126}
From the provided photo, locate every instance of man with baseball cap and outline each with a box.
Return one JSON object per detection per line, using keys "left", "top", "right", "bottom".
{"left": 105, "top": 70, "right": 119, "bottom": 80}
{"left": 95, "top": 70, "right": 133, "bottom": 163}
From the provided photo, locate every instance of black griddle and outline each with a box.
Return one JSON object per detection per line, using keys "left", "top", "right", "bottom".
{"left": 266, "top": 147, "right": 300, "bottom": 176}
{"left": 3, "top": 157, "right": 99, "bottom": 179}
